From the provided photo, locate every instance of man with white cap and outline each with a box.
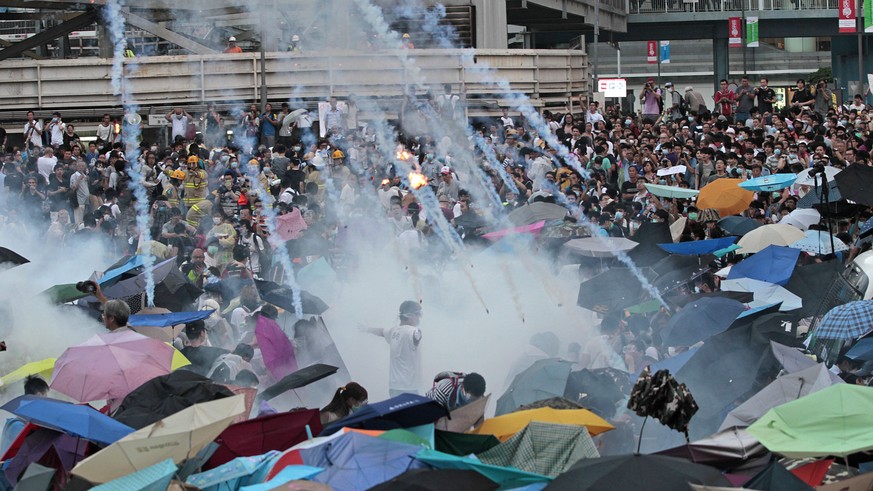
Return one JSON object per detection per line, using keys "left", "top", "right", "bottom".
{"left": 225, "top": 36, "right": 242, "bottom": 54}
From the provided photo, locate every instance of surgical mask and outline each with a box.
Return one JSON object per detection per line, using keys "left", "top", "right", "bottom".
{"left": 693, "top": 286, "right": 701, "bottom": 293}
{"left": 625, "top": 119, "right": 632, "bottom": 126}
{"left": 212, "top": 217, "right": 221, "bottom": 225}
{"left": 207, "top": 245, "right": 218, "bottom": 255}
{"left": 688, "top": 117, "right": 695, "bottom": 123}
{"left": 231, "top": 162, "right": 239, "bottom": 168}
{"left": 293, "top": 146, "right": 301, "bottom": 152}
{"left": 426, "top": 153, "right": 434, "bottom": 160}
{"left": 774, "top": 149, "right": 781, "bottom": 155}
{"left": 614, "top": 211, "right": 624, "bottom": 221}
{"left": 840, "top": 120, "right": 848, "bottom": 126}
{"left": 221, "top": 155, "right": 230, "bottom": 163}
{"left": 263, "top": 167, "right": 271, "bottom": 173}
{"left": 688, "top": 212, "right": 699, "bottom": 221}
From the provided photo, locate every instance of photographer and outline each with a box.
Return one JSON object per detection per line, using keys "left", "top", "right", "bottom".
{"left": 754, "top": 77, "right": 776, "bottom": 116}
{"left": 813, "top": 80, "right": 833, "bottom": 119}
{"left": 639, "top": 78, "right": 662, "bottom": 123}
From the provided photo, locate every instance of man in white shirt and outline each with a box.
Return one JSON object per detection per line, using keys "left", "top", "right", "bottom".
{"left": 165, "top": 107, "right": 192, "bottom": 142}
{"left": 46, "top": 112, "right": 65, "bottom": 148}
{"left": 36, "top": 147, "right": 57, "bottom": 182}
{"left": 95, "top": 113, "right": 114, "bottom": 148}
{"left": 22, "top": 111, "right": 43, "bottom": 150}
{"left": 365, "top": 300, "right": 423, "bottom": 397}
{"left": 585, "top": 102, "right": 605, "bottom": 125}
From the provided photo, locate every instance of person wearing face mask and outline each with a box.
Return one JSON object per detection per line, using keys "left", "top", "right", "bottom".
{"left": 425, "top": 371, "right": 486, "bottom": 412}
{"left": 320, "top": 383, "right": 368, "bottom": 425}
{"left": 183, "top": 155, "right": 208, "bottom": 208}
{"left": 206, "top": 210, "right": 236, "bottom": 270}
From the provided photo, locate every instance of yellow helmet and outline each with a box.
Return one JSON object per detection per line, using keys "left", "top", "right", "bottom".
{"left": 249, "top": 158, "right": 260, "bottom": 166}
{"left": 170, "top": 169, "right": 186, "bottom": 180}
{"left": 402, "top": 33, "right": 410, "bottom": 39}
{"left": 332, "top": 149, "right": 345, "bottom": 159}
{"left": 187, "top": 155, "right": 200, "bottom": 164}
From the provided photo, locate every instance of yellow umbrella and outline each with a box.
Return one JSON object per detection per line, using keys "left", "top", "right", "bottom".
{"left": 170, "top": 347, "right": 190, "bottom": 371}
{"left": 470, "top": 407, "right": 613, "bottom": 441}
{"left": 696, "top": 179, "right": 755, "bottom": 217}
{"left": 72, "top": 394, "right": 246, "bottom": 484}
{"left": 1, "top": 358, "right": 56, "bottom": 387}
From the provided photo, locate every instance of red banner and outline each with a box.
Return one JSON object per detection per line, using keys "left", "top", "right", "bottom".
{"left": 839, "top": 0, "right": 857, "bottom": 33}
{"left": 647, "top": 41, "right": 657, "bottom": 64}
{"left": 728, "top": 17, "right": 742, "bottom": 48}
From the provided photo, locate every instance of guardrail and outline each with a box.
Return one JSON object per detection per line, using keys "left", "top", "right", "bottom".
{"left": 0, "top": 49, "right": 588, "bottom": 116}
{"left": 631, "top": 0, "right": 837, "bottom": 14}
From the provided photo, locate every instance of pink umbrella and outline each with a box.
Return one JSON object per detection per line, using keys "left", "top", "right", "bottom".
{"left": 50, "top": 331, "right": 175, "bottom": 403}
{"left": 255, "top": 316, "right": 298, "bottom": 381}
{"left": 276, "top": 208, "right": 308, "bottom": 241}
{"left": 482, "top": 220, "right": 546, "bottom": 241}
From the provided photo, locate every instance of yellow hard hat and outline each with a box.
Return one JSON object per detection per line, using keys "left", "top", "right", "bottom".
{"left": 402, "top": 33, "right": 410, "bottom": 39}
{"left": 171, "top": 169, "right": 186, "bottom": 180}
{"left": 249, "top": 158, "right": 259, "bottom": 166}
{"left": 187, "top": 155, "right": 199, "bottom": 164}
{"left": 332, "top": 149, "right": 345, "bottom": 159}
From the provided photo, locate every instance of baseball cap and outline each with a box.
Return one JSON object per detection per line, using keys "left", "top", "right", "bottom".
{"left": 646, "top": 77, "right": 655, "bottom": 83}
{"left": 228, "top": 36, "right": 237, "bottom": 42}
{"left": 664, "top": 82, "right": 673, "bottom": 87}
{"left": 440, "top": 166, "right": 451, "bottom": 175}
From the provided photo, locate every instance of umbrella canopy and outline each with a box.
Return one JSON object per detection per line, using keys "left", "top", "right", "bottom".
{"left": 789, "top": 229, "right": 850, "bottom": 256}
{"left": 188, "top": 451, "right": 279, "bottom": 490}
{"left": 482, "top": 220, "right": 546, "bottom": 241}
{"left": 658, "top": 427, "right": 767, "bottom": 469}
{"left": 258, "top": 364, "right": 339, "bottom": 402}
{"left": 816, "top": 470, "right": 873, "bottom": 491}
{"left": 564, "top": 369, "right": 627, "bottom": 419}
{"left": 113, "top": 370, "right": 235, "bottom": 430}
{"left": 657, "top": 237, "right": 737, "bottom": 256}
{"left": 90, "top": 458, "right": 176, "bottom": 491}
{"left": 1, "top": 396, "right": 133, "bottom": 446}
{"left": 321, "top": 394, "right": 448, "bottom": 436}
{"left": 127, "top": 310, "right": 214, "bottom": 327}
{"left": 796, "top": 179, "right": 843, "bottom": 209}
{"left": 577, "top": 267, "right": 655, "bottom": 314}
{"left": 496, "top": 358, "right": 573, "bottom": 416}
{"left": 737, "top": 225, "right": 806, "bottom": 254}
{"left": 834, "top": 163, "right": 873, "bottom": 206}
{"left": 471, "top": 407, "right": 613, "bottom": 441}
{"left": 563, "top": 237, "right": 638, "bottom": 258}
{"left": 747, "top": 384, "right": 873, "bottom": 458}
{"left": 739, "top": 173, "right": 798, "bottom": 192}
{"left": 779, "top": 209, "right": 821, "bottom": 232}
{"left": 844, "top": 338, "right": 873, "bottom": 361}
{"left": 718, "top": 216, "right": 762, "bottom": 237}
{"left": 14, "top": 463, "right": 56, "bottom": 491}
{"left": 665, "top": 291, "right": 753, "bottom": 309}
{"left": 276, "top": 207, "right": 309, "bottom": 241}
{"left": 241, "top": 464, "right": 323, "bottom": 491}
{"left": 434, "top": 394, "right": 489, "bottom": 433}
{"left": 544, "top": 454, "right": 731, "bottom": 491}
{"left": 784, "top": 261, "right": 842, "bottom": 318}
{"left": 414, "top": 448, "right": 550, "bottom": 489}
{"left": 1, "top": 358, "right": 55, "bottom": 387}
{"left": 744, "top": 461, "right": 816, "bottom": 491}
{"left": 728, "top": 245, "right": 801, "bottom": 286}
{"left": 50, "top": 331, "right": 175, "bottom": 403}
{"left": 644, "top": 183, "right": 700, "bottom": 199}
{"left": 812, "top": 301, "right": 873, "bottom": 342}
{"left": 795, "top": 166, "right": 840, "bottom": 186}
{"left": 477, "top": 422, "right": 599, "bottom": 477}
{"left": 697, "top": 179, "right": 754, "bottom": 217}
{"left": 720, "top": 363, "right": 839, "bottom": 432}
{"left": 4, "top": 427, "right": 87, "bottom": 486}
{"left": 661, "top": 297, "right": 746, "bottom": 346}
{"left": 721, "top": 278, "right": 803, "bottom": 312}
{"left": 255, "top": 315, "right": 298, "bottom": 381}
{"left": 508, "top": 202, "right": 568, "bottom": 226}
{"left": 72, "top": 395, "right": 246, "bottom": 484}
{"left": 434, "top": 430, "right": 499, "bottom": 456}
{"left": 207, "top": 409, "right": 322, "bottom": 468}
{"left": 0, "top": 246, "right": 29, "bottom": 268}
{"left": 99, "top": 257, "right": 178, "bottom": 300}
{"left": 254, "top": 279, "right": 330, "bottom": 315}
{"left": 99, "top": 255, "right": 147, "bottom": 288}
{"left": 369, "top": 469, "right": 498, "bottom": 491}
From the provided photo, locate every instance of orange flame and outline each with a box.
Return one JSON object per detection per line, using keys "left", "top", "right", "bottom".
{"left": 408, "top": 172, "right": 428, "bottom": 189}
{"left": 396, "top": 149, "right": 413, "bottom": 161}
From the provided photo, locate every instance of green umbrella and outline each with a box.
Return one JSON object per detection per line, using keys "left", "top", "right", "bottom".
{"left": 414, "top": 448, "right": 551, "bottom": 489}
{"left": 747, "top": 384, "right": 873, "bottom": 458}
{"left": 644, "top": 183, "right": 700, "bottom": 199}
{"left": 477, "top": 422, "right": 599, "bottom": 477}
{"left": 42, "top": 283, "right": 88, "bottom": 304}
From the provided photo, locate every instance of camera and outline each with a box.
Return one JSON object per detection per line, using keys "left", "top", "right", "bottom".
{"left": 75, "top": 280, "right": 97, "bottom": 294}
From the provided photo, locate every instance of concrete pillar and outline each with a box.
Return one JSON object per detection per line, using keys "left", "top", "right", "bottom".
{"left": 713, "top": 37, "right": 729, "bottom": 94}
{"left": 473, "top": 0, "right": 507, "bottom": 49}
{"left": 97, "top": 24, "right": 113, "bottom": 58}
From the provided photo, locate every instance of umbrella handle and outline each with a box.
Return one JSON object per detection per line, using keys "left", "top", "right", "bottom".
{"left": 636, "top": 415, "right": 648, "bottom": 455}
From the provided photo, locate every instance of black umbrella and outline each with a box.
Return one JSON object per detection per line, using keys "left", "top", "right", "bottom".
{"left": 577, "top": 267, "right": 656, "bottom": 314}
{"left": 496, "top": 358, "right": 573, "bottom": 416}
{"left": 665, "top": 291, "right": 754, "bottom": 309}
{"left": 544, "top": 454, "right": 731, "bottom": 491}
{"left": 834, "top": 163, "right": 873, "bottom": 207}
{"left": 797, "top": 179, "right": 842, "bottom": 209}
{"left": 628, "top": 367, "right": 698, "bottom": 437}
{"left": 564, "top": 369, "right": 627, "bottom": 418}
{"left": 651, "top": 254, "right": 716, "bottom": 278}
{"left": 627, "top": 221, "right": 671, "bottom": 267}
{"left": 507, "top": 202, "right": 569, "bottom": 227}
{"left": 0, "top": 247, "right": 29, "bottom": 267}
{"left": 113, "top": 370, "right": 235, "bottom": 429}
{"left": 744, "top": 461, "right": 815, "bottom": 491}
{"left": 257, "top": 363, "right": 339, "bottom": 402}
{"left": 253, "top": 279, "right": 329, "bottom": 315}
{"left": 718, "top": 216, "right": 762, "bottom": 237}
{"left": 370, "top": 469, "right": 498, "bottom": 491}
{"left": 784, "top": 261, "right": 841, "bottom": 318}
{"left": 661, "top": 297, "right": 747, "bottom": 346}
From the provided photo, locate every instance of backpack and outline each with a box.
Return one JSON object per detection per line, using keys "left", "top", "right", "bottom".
{"left": 432, "top": 371, "right": 465, "bottom": 407}
{"left": 677, "top": 92, "right": 688, "bottom": 116}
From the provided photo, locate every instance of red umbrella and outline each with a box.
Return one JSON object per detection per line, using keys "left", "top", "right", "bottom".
{"left": 790, "top": 458, "right": 833, "bottom": 487}
{"left": 205, "top": 408, "right": 321, "bottom": 469}
{"left": 276, "top": 208, "right": 308, "bottom": 241}
{"left": 255, "top": 316, "right": 298, "bottom": 381}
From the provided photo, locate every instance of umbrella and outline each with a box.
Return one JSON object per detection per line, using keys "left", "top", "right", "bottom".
{"left": 665, "top": 291, "right": 753, "bottom": 309}
{"left": 127, "top": 310, "right": 214, "bottom": 327}
{"left": 719, "top": 363, "right": 838, "bottom": 432}
{"left": 739, "top": 174, "right": 798, "bottom": 192}
{"left": 482, "top": 220, "right": 546, "bottom": 241}
{"left": 113, "top": 370, "right": 235, "bottom": 430}
{"left": 283, "top": 108, "right": 308, "bottom": 127}
{"left": 651, "top": 253, "right": 714, "bottom": 277}
{"left": 414, "top": 448, "right": 550, "bottom": 489}
{"left": 477, "top": 422, "right": 599, "bottom": 477}
{"left": 728, "top": 245, "right": 800, "bottom": 286}
{"left": 434, "top": 430, "right": 499, "bottom": 456}
{"left": 276, "top": 207, "right": 308, "bottom": 241}
{"left": 471, "top": 407, "right": 613, "bottom": 441}
{"left": 563, "top": 237, "right": 638, "bottom": 258}
{"left": 13, "top": 463, "right": 55, "bottom": 491}
{"left": 744, "top": 461, "right": 816, "bottom": 491}
{"left": 508, "top": 202, "right": 568, "bottom": 227}
{"left": 657, "top": 237, "right": 737, "bottom": 256}
{"left": 845, "top": 338, "right": 873, "bottom": 361}
{"left": 4, "top": 427, "right": 87, "bottom": 487}
{"left": 628, "top": 367, "right": 699, "bottom": 435}
{"left": 795, "top": 166, "right": 841, "bottom": 186}
{"left": 1, "top": 358, "right": 55, "bottom": 387}
{"left": 644, "top": 183, "right": 700, "bottom": 199}
{"left": 627, "top": 221, "right": 672, "bottom": 267}
{"left": 747, "top": 384, "right": 873, "bottom": 458}
{"left": 577, "top": 268, "right": 655, "bottom": 314}
{"left": 188, "top": 451, "right": 278, "bottom": 490}
{"left": 254, "top": 279, "right": 330, "bottom": 315}
{"left": 41, "top": 284, "right": 89, "bottom": 304}
{"left": 658, "top": 427, "right": 768, "bottom": 470}
{"left": 90, "top": 458, "right": 176, "bottom": 491}
{"left": 100, "top": 257, "right": 178, "bottom": 300}
{"left": 0, "top": 247, "right": 28, "bottom": 267}
{"left": 564, "top": 369, "right": 627, "bottom": 418}
{"left": 657, "top": 165, "right": 687, "bottom": 177}
{"left": 258, "top": 364, "right": 339, "bottom": 402}
{"left": 779, "top": 209, "right": 821, "bottom": 232}
{"left": 721, "top": 278, "right": 803, "bottom": 312}
{"left": 789, "top": 229, "right": 849, "bottom": 256}
{"left": 434, "top": 394, "right": 489, "bottom": 433}
{"left": 784, "top": 261, "right": 842, "bottom": 318}
{"left": 99, "top": 255, "right": 146, "bottom": 287}
{"left": 369, "top": 469, "right": 498, "bottom": 491}
{"left": 1, "top": 396, "right": 133, "bottom": 445}
{"left": 811, "top": 300, "right": 873, "bottom": 342}
{"left": 697, "top": 179, "right": 755, "bottom": 217}
{"left": 632, "top": 348, "right": 699, "bottom": 382}
{"left": 255, "top": 315, "right": 298, "bottom": 381}
{"left": 71, "top": 395, "right": 247, "bottom": 484}
{"left": 816, "top": 470, "right": 873, "bottom": 491}
{"left": 207, "top": 409, "right": 322, "bottom": 468}
{"left": 320, "top": 394, "right": 448, "bottom": 436}
{"left": 543, "top": 454, "right": 731, "bottom": 491}
{"left": 660, "top": 297, "right": 746, "bottom": 346}
{"left": 834, "top": 163, "right": 873, "bottom": 206}
{"left": 50, "top": 331, "right": 176, "bottom": 403}
{"left": 670, "top": 216, "right": 687, "bottom": 242}
{"left": 796, "top": 179, "right": 843, "bottom": 209}
{"left": 737, "top": 224, "right": 806, "bottom": 254}
{"left": 718, "top": 216, "right": 762, "bottom": 237}
{"left": 241, "top": 465, "right": 323, "bottom": 491}
{"left": 496, "top": 358, "right": 573, "bottom": 416}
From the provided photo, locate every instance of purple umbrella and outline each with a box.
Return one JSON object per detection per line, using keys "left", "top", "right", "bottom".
{"left": 4, "top": 428, "right": 87, "bottom": 486}
{"left": 255, "top": 316, "right": 298, "bottom": 381}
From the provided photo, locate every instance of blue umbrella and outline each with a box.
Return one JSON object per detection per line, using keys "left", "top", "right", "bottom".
{"left": 321, "top": 394, "right": 448, "bottom": 436}
{"left": 414, "top": 448, "right": 551, "bottom": 489}
{"left": 658, "top": 237, "right": 737, "bottom": 256}
{"left": 660, "top": 297, "right": 747, "bottom": 346}
{"left": 497, "top": 359, "right": 573, "bottom": 416}
{"left": 91, "top": 458, "right": 176, "bottom": 491}
{"left": 240, "top": 465, "right": 323, "bottom": 491}
{"left": 128, "top": 310, "right": 215, "bottom": 327}
{"left": 727, "top": 245, "right": 800, "bottom": 286}
{"left": 718, "top": 216, "right": 762, "bottom": 237}
{"left": 187, "top": 451, "right": 279, "bottom": 491}
{"left": 630, "top": 347, "right": 700, "bottom": 382}
{"left": 845, "top": 338, "right": 873, "bottom": 361}
{"left": 738, "top": 174, "right": 797, "bottom": 192}
{"left": 1, "top": 395, "right": 134, "bottom": 445}
{"left": 813, "top": 301, "right": 873, "bottom": 342}
{"left": 100, "top": 255, "right": 145, "bottom": 287}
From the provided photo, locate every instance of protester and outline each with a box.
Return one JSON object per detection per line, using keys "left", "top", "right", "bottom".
{"left": 425, "top": 371, "right": 486, "bottom": 411}
{"left": 320, "top": 382, "right": 368, "bottom": 425}
{"left": 363, "top": 300, "right": 423, "bottom": 397}
{"left": 0, "top": 376, "right": 49, "bottom": 454}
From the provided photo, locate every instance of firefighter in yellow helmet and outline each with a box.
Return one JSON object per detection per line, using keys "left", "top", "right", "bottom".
{"left": 163, "top": 168, "right": 186, "bottom": 210}
{"left": 183, "top": 155, "right": 208, "bottom": 208}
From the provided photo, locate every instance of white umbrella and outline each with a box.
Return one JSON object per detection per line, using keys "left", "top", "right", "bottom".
{"left": 720, "top": 277, "right": 803, "bottom": 312}
{"left": 794, "top": 166, "right": 841, "bottom": 187}
{"left": 736, "top": 224, "right": 805, "bottom": 254}
{"left": 789, "top": 229, "right": 850, "bottom": 256}
{"left": 657, "top": 165, "right": 687, "bottom": 177}
{"left": 670, "top": 216, "right": 687, "bottom": 243}
{"left": 778, "top": 208, "right": 820, "bottom": 231}
{"left": 563, "top": 237, "right": 638, "bottom": 258}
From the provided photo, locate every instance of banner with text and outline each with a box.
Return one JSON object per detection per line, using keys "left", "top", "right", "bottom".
{"left": 728, "top": 17, "right": 742, "bottom": 48}
{"left": 840, "top": 0, "right": 857, "bottom": 33}
{"left": 746, "top": 17, "right": 759, "bottom": 47}
{"left": 647, "top": 41, "right": 658, "bottom": 64}
{"left": 865, "top": 0, "right": 873, "bottom": 32}
{"left": 660, "top": 41, "right": 671, "bottom": 64}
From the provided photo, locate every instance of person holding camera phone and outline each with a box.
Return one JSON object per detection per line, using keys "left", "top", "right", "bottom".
{"left": 639, "top": 78, "right": 662, "bottom": 123}
{"left": 813, "top": 80, "right": 833, "bottom": 119}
